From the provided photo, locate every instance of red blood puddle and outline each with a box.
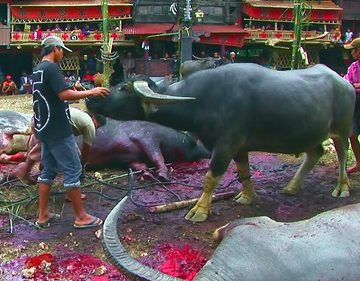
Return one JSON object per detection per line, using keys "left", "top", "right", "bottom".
{"left": 139, "top": 243, "right": 207, "bottom": 280}
{"left": 3, "top": 252, "right": 126, "bottom": 280}
{"left": 1, "top": 244, "right": 206, "bottom": 281}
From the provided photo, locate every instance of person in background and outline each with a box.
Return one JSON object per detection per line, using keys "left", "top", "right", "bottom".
{"left": 0, "top": 64, "right": 4, "bottom": 84}
{"left": 81, "top": 69, "right": 94, "bottom": 87}
{"left": 162, "top": 52, "right": 171, "bottom": 61}
{"left": 82, "top": 23, "right": 91, "bottom": 36}
{"left": 2, "top": 75, "right": 18, "bottom": 95}
{"left": 33, "top": 25, "right": 43, "bottom": 40}
{"left": 19, "top": 71, "right": 33, "bottom": 94}
{"left": 64, "top": 23, "right": 72, "bottom": 32}
{"left": 213, "top": 52, "right": 220, "bottom": 59}
{"left": 343, "top": 38, "right": 360, "bottom": 174}
{"left": 32, "top": 35, "right": 109, "bottom": 228}
{"left": 64, "top": 71, "right": 76, "bottom": 85}
{"left": 52, "top": 24, "right": 62, "bottom": 32}
{"left": 122, "top": 52, "right": 135, "bottom": 81}
{"left": 213, "top": 52, "right": 223, "bottom": 68}
{"left": 170, "top": 53, "right": 179, "bottom": 80}
{"left": 229, "top": 52, "right": 237, "bottom": 63}
{"left": 344, "top": 28, "right": 353, "bottom": 44}
{"left": 222, "top": 52, "right": 231, "bottom": 65}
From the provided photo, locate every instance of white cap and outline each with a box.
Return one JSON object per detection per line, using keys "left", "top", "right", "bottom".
{"left": 41, "top": 36, "right": 72, "bottom": 52}
{"left": 230, "top": 51, "right": 236, "bottom": 56}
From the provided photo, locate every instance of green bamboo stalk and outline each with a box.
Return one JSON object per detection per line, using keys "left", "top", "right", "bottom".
{"left": 291, "top": 0, "right": 302, "bottom": 70}
{"left": 102, "top": 0, "right": 110, "bottom": 88}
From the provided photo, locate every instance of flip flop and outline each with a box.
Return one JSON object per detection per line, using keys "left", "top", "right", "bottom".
{"left": 73, "top": 217, "right": 103, "bottom": 229}
{"left": 35, "top": 214, "right": 61, "bottom": 229}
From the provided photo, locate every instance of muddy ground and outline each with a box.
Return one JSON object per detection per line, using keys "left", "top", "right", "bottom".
{"left": 1, "top": 95, "right": 360, "bottom": 280}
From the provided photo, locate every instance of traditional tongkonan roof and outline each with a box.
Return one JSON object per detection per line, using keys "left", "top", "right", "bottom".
{"left": 242, "top": 0, "right": 342, "bottom": 22}
{"left": 10, "top": 0, "right": 132, "bottom": 23}
{"left": 243, "top": 0, "right": 342, "bottom": 10}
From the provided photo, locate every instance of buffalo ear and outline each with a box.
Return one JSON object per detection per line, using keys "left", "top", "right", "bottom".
{"left": 133, "top": 81, "right": 196, "bottom": 104}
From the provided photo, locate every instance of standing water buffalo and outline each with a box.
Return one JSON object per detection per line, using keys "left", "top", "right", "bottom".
{"left": 86, "top": 63, "right": 355, "bottom": 222}
{"left": 180, "top": 56, "right": 221, "bottom": 78}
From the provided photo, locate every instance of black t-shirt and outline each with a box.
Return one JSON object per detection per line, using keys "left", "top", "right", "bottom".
{"left": 32, "top": 60, "right": 72, "bottom": 142}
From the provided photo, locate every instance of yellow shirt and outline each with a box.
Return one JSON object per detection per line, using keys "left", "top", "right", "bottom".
{"left": 69, "top": 107, "right": 95, "bottom": 145}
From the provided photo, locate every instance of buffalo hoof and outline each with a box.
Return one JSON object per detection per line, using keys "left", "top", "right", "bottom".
{"left": 331, "top": 187, "right": 350, "bottom": 198}
{"left": 157, "top": 172, "right": 170, "bottom": 182}
{"left": 281, "top": 186, "right": 298, "bottom": 196}
{"left": 234, "top": 192, "right": 254, "bottom": 205}
{"left": 185, "top": 206, "right": 209, "bottom": 222}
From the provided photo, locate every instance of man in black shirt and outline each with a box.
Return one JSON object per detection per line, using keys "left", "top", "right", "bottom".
{"left": 33, "top": 36, "right": 109, "bottom": 228}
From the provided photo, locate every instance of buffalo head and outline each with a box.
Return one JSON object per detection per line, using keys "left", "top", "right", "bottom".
{"left": 85, "top": 75, "right": 195, "bottom": 121}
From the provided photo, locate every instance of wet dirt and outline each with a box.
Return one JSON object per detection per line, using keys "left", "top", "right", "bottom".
{"left": 1, "top": 151, "right": 360, "bottom": 280}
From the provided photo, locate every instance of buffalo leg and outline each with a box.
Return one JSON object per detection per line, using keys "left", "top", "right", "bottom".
{"left": 233, "top": 153, "right": 256, "bottom": 205}
{"left": 130, "top": 137, "right": 169, "bottom": 180}
{"left": 185, "top": 151, "right": 231, "bottom": 222}
{"left": 184, "top": 170, "right": 222, "bottom": 222}
{"left": 282, "top": 145, "right": 324, "bottom": 195}
{"left": 332, "top": 137, "right": 350, "bottom": 197}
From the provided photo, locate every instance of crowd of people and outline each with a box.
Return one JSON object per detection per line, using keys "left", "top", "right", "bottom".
{"left": 15, "top": 22, "right": 116, "bottom": 41}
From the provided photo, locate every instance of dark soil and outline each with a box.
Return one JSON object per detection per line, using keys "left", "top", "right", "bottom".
{"left": 1, "top": 151, "right": 360, "bottom": 280}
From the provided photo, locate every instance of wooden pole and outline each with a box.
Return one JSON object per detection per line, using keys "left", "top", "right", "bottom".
{"left": 102, "top": 0, "right": 110, "bottom": 88}
{"left": 291, "top": 0, "right": 302, "bottom": 70}
{"left": 148, "top": 191, "right": 236, "bottom": 213}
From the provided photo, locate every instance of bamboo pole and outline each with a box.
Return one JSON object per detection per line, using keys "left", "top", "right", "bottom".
{"left": 101, "top": 0, "right": 110, "bottom": 88}
{"left": 148, "top": 191, "right": 236, "bottom": 213}
{"left": 291, "top": 0, "right": 302, "bottom": 70}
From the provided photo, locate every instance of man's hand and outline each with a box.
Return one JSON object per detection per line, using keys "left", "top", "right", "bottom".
{"left": 88, "top": 87, "right": 109, "bottom": 98}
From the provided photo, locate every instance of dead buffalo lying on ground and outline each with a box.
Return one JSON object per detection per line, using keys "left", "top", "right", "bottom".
{"left": 86, "top": 118, "right": 210, "bottom": 179}
{"left": 0, "top": 111, "right": 31, "bottom": 156}
{"left": 86, "top": 63, "right": 355, "bottom": 222}
{"left": 0, "top": 110, "right": 30, "bottom": 133}
{"left": 0, "top": 110, "right": 210, "bottom": 179}
{"left": 103, "top": 198, "right": 360, "bottom": 281}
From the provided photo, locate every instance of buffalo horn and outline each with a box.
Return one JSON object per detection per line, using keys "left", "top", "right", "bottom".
{"left": 103, "top": 196, "right": 181, "bottom": 281}
{"left": 192, "top": 54, "right": 206, "bottom": 60}
{"left": 133, "top": 81, "right": 195, "bottom": 104}
{"left": 192, "top": 54, "right": 221, "bottom": 61}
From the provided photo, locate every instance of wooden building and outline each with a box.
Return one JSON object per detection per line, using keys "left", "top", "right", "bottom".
{"left": 0, "top": 0, "right": 133, "bottom": 82}
{"left": 0, "top": 1, "right": 350, "bottom": 80}
{"left": 238, "top": 0, "right": 343, "bottom": 68}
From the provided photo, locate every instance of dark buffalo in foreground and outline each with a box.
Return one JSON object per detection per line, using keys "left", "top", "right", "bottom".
{"left": 86, "top": 63, "right": 355, "bottom": 222}
{"left": 103, "top": 198, "right": 360, "bottom": 281}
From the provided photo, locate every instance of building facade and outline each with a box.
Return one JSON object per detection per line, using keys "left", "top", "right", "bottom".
{"left": 0, "top": 0, "right": 354, "bottom": 82}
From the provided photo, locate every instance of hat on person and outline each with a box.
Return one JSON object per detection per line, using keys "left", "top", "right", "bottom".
{"left": 344, "top": 38, "right": 360, "bottom": 50}
{"left": 41, "top": 36, "right": 72, "bottom": 52}
{"left": 230, "top": 51, "right": 236, "bottom": 56}
{"left": 5, "top": 75, "right": 11, "bottom": 80}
